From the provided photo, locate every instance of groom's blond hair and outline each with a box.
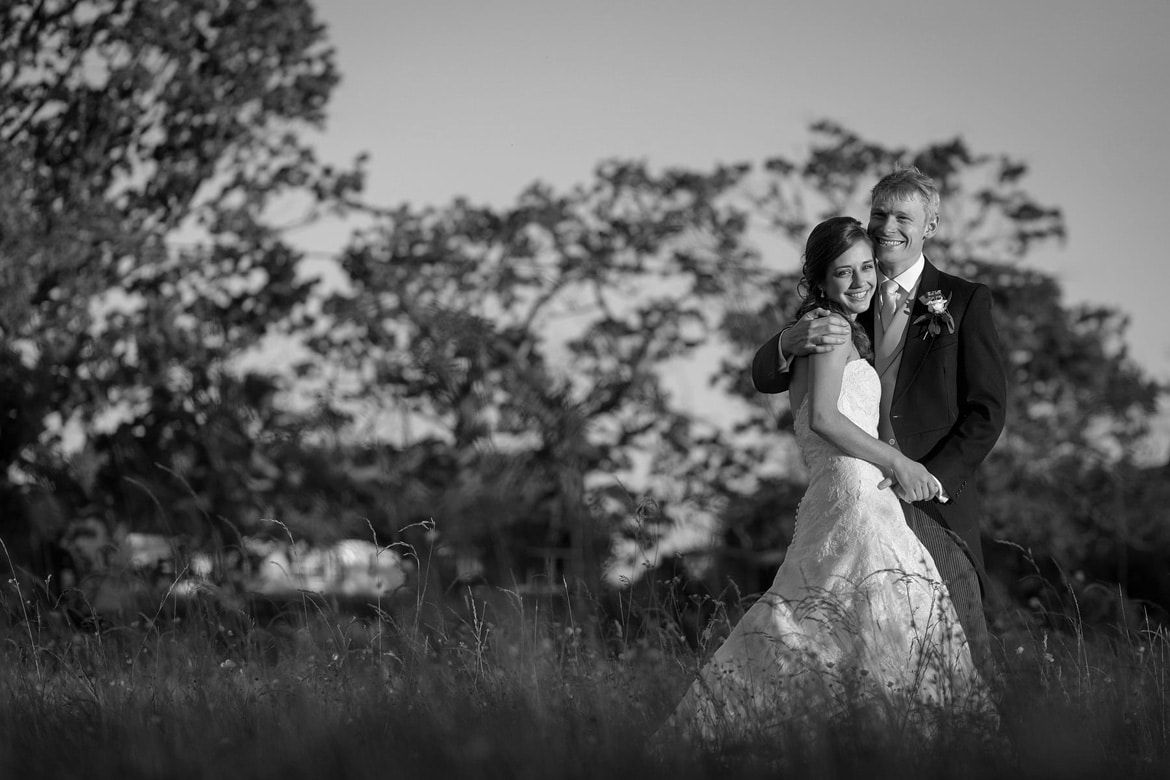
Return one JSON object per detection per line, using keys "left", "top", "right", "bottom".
{"left": 871, "top": 166, "right": 940, "bottom": 224}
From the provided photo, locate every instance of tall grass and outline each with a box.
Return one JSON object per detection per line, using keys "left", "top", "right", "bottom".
{"left": 3, "top": 538, "right": 1170, "bottom": 779}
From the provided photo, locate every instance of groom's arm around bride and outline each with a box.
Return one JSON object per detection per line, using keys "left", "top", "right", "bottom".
{"left": 751, "top": 167, "right": 1008, "bottom": 678}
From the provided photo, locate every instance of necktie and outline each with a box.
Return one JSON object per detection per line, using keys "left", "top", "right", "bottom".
{"left": 877, "top": 279, "right": 903, "bottom": 446}
{"left": 880, "top": 279, "right": 901, "bottom": 328}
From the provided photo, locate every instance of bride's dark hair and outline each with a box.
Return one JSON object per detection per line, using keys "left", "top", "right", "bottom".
{"left": 794, "top": 216, "right": 874, "bottom": 361}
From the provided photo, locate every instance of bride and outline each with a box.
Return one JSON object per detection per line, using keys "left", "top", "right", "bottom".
{"left": 658, "top": 216, "right": 993, "bottom": 744}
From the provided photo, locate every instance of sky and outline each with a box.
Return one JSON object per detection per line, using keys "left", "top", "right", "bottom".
{"left": 300, "top": 0, "right": 1170, "bottom": 392}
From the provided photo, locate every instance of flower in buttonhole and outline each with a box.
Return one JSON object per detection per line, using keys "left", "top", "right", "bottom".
{"left": 913, "top": 290, "right": 955, "bottom": 338}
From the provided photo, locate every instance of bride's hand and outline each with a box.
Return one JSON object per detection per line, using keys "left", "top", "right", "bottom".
{"left": 886, "top": 457, "right": 939, "bottom": 503}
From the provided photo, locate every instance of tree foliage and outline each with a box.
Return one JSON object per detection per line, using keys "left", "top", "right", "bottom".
{"left": 306, "top": 162, "right": 761, "bottom": 585}
{"left": 302, "top": 121, "right": 1165, "bottom": 615}
{"left": 0, "top": 0, "right": 363, "bottom": 560}
{"left": 0, "top": 4, "right": 1162, "bottom": 624}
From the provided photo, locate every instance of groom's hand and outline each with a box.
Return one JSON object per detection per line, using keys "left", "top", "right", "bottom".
{"left": 781, "top": 309, "right": 852, "bottom": 357}
{"left": 888, "top": 482, "right": 936, "bottom": 504}
{"left": 879, "top": 478, "right": 943, "bottom": 503}
{"left": 880, "top": 465, "right": 942, "bottom": 504}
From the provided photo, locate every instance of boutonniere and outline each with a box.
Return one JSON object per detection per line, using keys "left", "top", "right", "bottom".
{"left": 912, "top": 290, "right": 955, "bottom": 338}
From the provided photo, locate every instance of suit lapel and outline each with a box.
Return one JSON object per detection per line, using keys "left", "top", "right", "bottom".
{"left": 892, "top": 260, "right": 941, "bottom": 405}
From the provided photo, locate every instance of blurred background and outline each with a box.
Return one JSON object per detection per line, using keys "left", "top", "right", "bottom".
{"left": 1, "top": 0, "right": 1166, "bottom": 635}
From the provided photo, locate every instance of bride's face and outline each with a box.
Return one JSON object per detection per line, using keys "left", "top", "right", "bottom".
{"left": 822, "top": 241, "right": 877, "bottom": 316}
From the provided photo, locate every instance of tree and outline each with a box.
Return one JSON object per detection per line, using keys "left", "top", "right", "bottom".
{"left": 0, "top": 0, "right": 364, "bottom": 573}
{"left": 306, "top": 161, "right": 764, "bottom": 593}
{"left": 299, "top": 120, "right": 1165, "bottom": 623}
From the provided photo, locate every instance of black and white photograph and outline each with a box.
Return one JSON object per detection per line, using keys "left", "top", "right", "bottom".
{"left": 1, "top": 1, "right": 1167, "bottom": 777}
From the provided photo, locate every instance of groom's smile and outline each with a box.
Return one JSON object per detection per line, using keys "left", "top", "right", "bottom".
{"left": 868, "top": 194, "right": 938, "bottom": 277}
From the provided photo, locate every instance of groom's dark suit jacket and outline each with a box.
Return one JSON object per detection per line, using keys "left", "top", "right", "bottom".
{"left": 752, "top": 259, "right": 1007, "bottom": 579}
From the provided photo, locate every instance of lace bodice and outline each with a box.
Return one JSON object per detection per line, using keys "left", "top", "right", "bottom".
{"left": 794, "top": 359, "right": 882, "bottom": 454}
{"left": 790, "top": 359, "right": 897, "bottom": 559}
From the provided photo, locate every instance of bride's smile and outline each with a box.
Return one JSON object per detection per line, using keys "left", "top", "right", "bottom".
{"left": 823, "top": 242, "right": 876, "bottom": 316}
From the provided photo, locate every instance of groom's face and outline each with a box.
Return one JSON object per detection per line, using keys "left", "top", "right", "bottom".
{"left": 868, "top": 194, "right": 938, "bottom": 275}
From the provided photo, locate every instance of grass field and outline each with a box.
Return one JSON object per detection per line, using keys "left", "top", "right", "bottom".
{"left": 3, "top": 551, "right": 1169, "bottom": 780}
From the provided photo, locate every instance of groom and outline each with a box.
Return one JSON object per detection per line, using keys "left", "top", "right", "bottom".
{"left": 752, "top": 167, "right": 1007, "bottom": 676}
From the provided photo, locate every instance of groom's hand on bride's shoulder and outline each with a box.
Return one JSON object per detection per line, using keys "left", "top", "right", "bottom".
{"left": 781, "top": 308, "right": 852, "bottom": 357}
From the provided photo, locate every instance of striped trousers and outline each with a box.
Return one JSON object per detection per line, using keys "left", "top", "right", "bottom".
{"left": 901, "top": 502, "right": 996, "bottom": 681}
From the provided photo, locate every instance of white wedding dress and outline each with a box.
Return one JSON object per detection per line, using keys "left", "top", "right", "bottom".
{"left": 660, "top": 360, "right": 993, "bottom": 744}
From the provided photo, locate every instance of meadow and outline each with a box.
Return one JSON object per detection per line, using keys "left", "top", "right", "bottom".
{"left": 2, "top": 542, "right": 1169, "bottom": 780}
